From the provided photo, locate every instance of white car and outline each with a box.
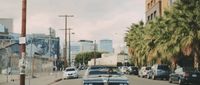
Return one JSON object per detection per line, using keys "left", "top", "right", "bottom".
{"left": 138, "top": 66, "right": 151, "bottom": 78}
{"left": 120, "top": 66, "right": 129, "bottom": 74}
{"left": 63, "top": 67, "right": 79, "bottom": 79}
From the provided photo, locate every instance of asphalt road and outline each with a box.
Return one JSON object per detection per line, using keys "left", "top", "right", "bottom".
{"left": 127, "top": 75, "right": 176, "bottom": 85}
{"left": 53, "top": 71, "right": 176, "bottom": 85}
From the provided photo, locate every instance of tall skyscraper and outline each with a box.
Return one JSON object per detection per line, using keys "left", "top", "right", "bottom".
{"left": 99, "top": 39, "right": 113, "bottom": 53}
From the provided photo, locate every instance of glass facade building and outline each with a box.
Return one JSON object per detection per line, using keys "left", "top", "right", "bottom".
{"left": 99, "top": 39, "right": 113, "bottom": 53}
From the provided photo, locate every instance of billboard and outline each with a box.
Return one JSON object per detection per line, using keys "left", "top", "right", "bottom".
{"left": 26, "top": 36, "right": 60, "bottom": 58}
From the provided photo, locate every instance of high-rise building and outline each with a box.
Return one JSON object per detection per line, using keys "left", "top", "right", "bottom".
{"left": 99, "top": 39, "right": 113, "bottom": 53}
{"left": 145, "top": 0, "right": 174, "bottom": 22}
{"left": 79, "top": 40, "right": 94, "bottom": 52}
{"left": 0, "top": 18, "right": 13, "bottom": 33}
{"left": 70, "top": 41, "right": 81, "bottom": 65}
{"left": 0, "top": 18, "right": 13, "bottom": 39}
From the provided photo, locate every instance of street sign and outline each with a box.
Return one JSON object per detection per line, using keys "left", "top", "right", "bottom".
{"left": 19, "top": 37, "right": 26, "bottom": 44}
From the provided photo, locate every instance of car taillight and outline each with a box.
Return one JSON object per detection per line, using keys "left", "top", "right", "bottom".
{"left": 183, "top": 72, "right": 189, "bottom": 77}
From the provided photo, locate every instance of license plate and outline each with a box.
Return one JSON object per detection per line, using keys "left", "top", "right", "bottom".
{"left": 192, "top": 74, "right": 197, "bottom": 77}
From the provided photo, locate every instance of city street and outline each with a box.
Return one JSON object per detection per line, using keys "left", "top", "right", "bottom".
{"left": 53, "top": 70, "right": 176, "bottom": 85}
{"left": 1, "top": 0, "right": 200, "bottom": 85}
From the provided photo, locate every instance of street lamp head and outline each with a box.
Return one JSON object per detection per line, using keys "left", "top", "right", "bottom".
{"left": 59, "top": 15, "right": 74, "bottom": 17}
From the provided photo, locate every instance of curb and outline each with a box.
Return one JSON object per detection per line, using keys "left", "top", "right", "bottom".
{"left": 48, "top": 78, "right": 63, "bottom": 85}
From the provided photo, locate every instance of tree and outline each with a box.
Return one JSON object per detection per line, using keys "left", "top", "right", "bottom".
{"left": 75, "top": 52, "right": 102, "bottom": 65}
{"left": 125, "top": 0, "right": 200, "bottom": 69}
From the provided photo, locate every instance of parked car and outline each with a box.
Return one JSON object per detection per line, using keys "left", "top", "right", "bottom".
{"left": 169, "top": 67, "right": 200, "bottom": 85}
{"left": 128, "top": 66, "right": 138, "bottom": 75}
{"left": 83, "top": 65, "right": 129, "bottom": 85}
{"left": 138, "top": 66, "right": 151, "bottom": 78}
{"left": 120, "top": 66, "right": 129, "bottom": 74}
{"left": 151, "top": 64, "right": 171, "bottom": 80}
{"left": 63, "top": 67, "right": 79, "bottom": 79}
{"left": 146, "top": 67, "right": 153, "bottom": 79}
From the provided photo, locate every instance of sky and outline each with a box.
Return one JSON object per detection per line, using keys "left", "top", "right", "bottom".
{"left": 0, "top": 0, "right": 145, "bottom": 49}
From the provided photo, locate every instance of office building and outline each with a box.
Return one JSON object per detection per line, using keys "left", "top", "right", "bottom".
{"left": 99, "top": 39, "right": 113, "bottom": 53}
{"left": 0, "top": 18, "right": 13, "bottom": 33}
{"left": 79, "top": 40, "right": 94, "bottom": 52}
{"left": 70, "top": 42, "right": 81, "bottom": 65}
{"left": 0, "top": 18, "right": 13, "bottom": 39}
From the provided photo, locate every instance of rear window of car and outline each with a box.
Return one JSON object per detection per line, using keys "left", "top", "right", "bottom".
{"left": 90, "top": 66, "right": 105, "bottom": 70}
{"left": 88, "top": 67, "right": 120, "bottom": 75}
{"left": 89, "top": 70, "right": 108, "bottom": 75}
{"left": 66, "top": 68, "right": 75, "bottom": 71}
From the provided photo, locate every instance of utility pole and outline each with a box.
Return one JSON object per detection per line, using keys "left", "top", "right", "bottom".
{"left": 94, "top": 40, "right": 97, "bottom": 66}
{"left": 20, "top": 0, "right": 27, "bottom": 85}
{"left": 68, "top": 28, "right": 72, "bottom": 66}
{"left": 49, "top": 27, "right": 53, "bottom": 72}
{"left": 59, "top": 15, "right": 74, "bottom": 68}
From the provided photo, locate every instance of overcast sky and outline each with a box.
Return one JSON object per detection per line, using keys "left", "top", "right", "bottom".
{"left": 0, "top": 0, "right": 145, "bottom": 48}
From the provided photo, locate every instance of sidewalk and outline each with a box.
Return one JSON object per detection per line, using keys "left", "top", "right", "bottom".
{"left": 0, "top": 74, "right": 19, "bottom": 84}
{"left": 0, "top": 72, "right": 63, "bottom": 85}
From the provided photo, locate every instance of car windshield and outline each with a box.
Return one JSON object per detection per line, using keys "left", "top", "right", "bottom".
{"left": 66, "top": 68, "right": 75, "bottom": 71}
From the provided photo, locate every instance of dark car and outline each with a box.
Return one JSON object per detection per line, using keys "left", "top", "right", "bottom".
{"left": 129, "top": 66, "right": 138, "bottom": 75}
{"left": 83, "top": 66, "right": 129, "bottom": 85}
{"left": 151, "top": 64, "right": 171, "bottom": 80}
{"left": 169, "top": 67, "right": 200, "bottom": 85}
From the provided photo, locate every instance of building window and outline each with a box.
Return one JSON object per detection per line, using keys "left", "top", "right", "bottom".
{"left": 148, "top": 16, "right": 150, "bottom": 21}
{"left": 154, "top": 11, "right": 157, "bottom": 17}
{"left": 151, "top": 0, "right": 153, "bottom": 6}
{"left": 151, "top": 13, "right": 153, "bottom": 20}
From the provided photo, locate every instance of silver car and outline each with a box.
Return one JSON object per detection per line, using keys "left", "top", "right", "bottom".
{"left": 63, "top": 67, "right": 79, "bottom": 79}
{"left": 83, "top": 66, "right": 129, "bottom": 85}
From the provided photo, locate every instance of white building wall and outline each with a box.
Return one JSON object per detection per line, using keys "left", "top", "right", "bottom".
{"left": 88, "top": 54, "right": 117, "bottom": 66}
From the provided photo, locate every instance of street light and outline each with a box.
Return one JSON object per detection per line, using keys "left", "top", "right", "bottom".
{"left": 59, "top": 15, "right": 74, "bottom": 68}
{"left": 68, "top": 28, "right": 75, "bottom": 67}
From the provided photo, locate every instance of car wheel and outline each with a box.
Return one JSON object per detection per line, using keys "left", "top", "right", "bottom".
{"left": 147, "top": 75, "right": 150, "bottom": 79}
{"left": 152, "top": 75, "right": 156, "bottom": 80}
{"left": 142, "top": 75, "right": 145, "bottom": 78}
{"left": 138, "top": 74, "right": 141, "bottom": 77}
{"left": 169, "top": 78, "right": 172, "bottom": 83}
